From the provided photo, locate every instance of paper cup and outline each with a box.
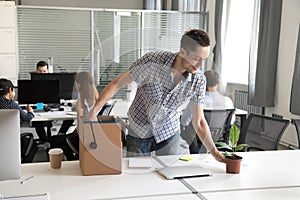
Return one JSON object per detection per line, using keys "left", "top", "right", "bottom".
{"left": 48, "top": 148, "right": 63, "bottom": 169}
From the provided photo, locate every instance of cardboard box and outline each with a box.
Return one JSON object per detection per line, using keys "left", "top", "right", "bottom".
{"left": 79, "top": 116, "right": 122, "bottom": 175}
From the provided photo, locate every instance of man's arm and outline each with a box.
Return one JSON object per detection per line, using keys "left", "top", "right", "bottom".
{"left": 89, "top": 70, "right": 133, "bottom": 119}
{"left": 190, "top": 102, "right": 225, "bottom": 163}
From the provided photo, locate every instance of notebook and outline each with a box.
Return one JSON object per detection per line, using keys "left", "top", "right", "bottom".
{"left": 0, "top": 109, "right": 21, "bottom": 181}
{"left": 157, "top": 165, "right": 212, "bottom": 180}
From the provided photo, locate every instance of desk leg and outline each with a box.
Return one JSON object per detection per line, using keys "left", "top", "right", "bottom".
{"left": 46, "top": 122, "right": 53, "bottom": 138}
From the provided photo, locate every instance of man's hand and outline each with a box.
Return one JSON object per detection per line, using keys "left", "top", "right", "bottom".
{"left": 87, "top": 108, "right": 99, "bottom": 121}
{"left": 210, "top": 148, "right": 226, "bottom": 163}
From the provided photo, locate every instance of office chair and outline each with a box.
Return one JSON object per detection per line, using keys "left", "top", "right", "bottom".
{"left": 66, "top": 101, "right": 117, "bottom": 159}
{"left": 20, "top": 132, "right": 37, "bottom": 163}
{"left": 181, "top": 109, "right": 235, "bottom": 154}
{"left": 292, "top": 119, "right": 300, "bottom": 149}
{"left": 238, "top": 113, "right": 290, "bottom": 151}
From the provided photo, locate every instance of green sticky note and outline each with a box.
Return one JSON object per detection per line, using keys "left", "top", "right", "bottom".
{"left": 179, "top": 156, "right": 193, "bottom": 161}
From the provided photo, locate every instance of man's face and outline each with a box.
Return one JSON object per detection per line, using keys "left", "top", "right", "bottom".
{"left": 180, "top": 45, "right": 210, "bottom": 74}
{"left": 36, "top": 66, "right": 48, "bottom": 73}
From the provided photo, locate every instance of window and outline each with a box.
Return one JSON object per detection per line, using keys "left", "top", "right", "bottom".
{"left": 220, "top": 0, "right": 256, "bottom": 85}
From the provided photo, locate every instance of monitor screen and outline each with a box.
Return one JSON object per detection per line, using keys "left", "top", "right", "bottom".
{"left": 30, "top": 72, "right": 77, "bottom": 100}
{"left": 17, "top": 80, "right": 61, "bottom": 104}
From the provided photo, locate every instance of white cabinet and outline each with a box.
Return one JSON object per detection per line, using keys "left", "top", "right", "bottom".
{"left": 0, "top": 1, "right": 18, "bottom": 84}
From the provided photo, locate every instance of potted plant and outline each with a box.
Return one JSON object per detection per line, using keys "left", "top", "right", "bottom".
{"left": 215, "top": 124, "right": 248, "bottom": 174}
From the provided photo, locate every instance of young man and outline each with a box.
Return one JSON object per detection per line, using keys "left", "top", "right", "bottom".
{"left": 36, "top": 61, "right": 49, "bottom": 73}
{"left": 89, "top": 29, "right": 225, "bottom": 163}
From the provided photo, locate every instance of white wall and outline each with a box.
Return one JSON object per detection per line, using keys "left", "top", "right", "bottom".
{"left": 265, "top": 0, "right": 300, "bottom": 147}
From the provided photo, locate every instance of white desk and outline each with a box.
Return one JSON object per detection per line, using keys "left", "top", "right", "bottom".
{"left": 1, "top": 151, "right": 299, "bottom": 200}
{"left": 0, "top": 158, "right": 191, "bottom": 200}
{"left": 31, "top": 107, "right": 76, "bottom": 122}
{"left": 155, "top": 150, "right": 300, "bottom": 193}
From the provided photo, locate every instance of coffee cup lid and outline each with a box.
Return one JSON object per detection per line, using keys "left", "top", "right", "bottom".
{"left": 48, "top": 148, "right": 63, "bottom": 154}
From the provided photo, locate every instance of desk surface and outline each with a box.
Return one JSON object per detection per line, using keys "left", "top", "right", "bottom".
{"left": 0, "top": 158, "right": 190, "bottom": 200}
{"left": 180, "top": 150, "right": 300, "bottom": 192}
{"left": 31, "top": 107, "right": 76, "bottom": 122}
{"left": 1, "top": 150, "right": 299, "bottom": 200}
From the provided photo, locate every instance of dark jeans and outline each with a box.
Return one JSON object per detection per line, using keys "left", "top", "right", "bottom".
{"left": 126, "top": 131, "right": 181, "bottom": 157}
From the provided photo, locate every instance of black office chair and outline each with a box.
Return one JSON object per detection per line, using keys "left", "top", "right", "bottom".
{"left": 20, "top": 132, "right": 37, "bottom": 163}
{"left": 66, "top": 101, "right": 117, "bottom": 159}
{"left": 181, "top": 109, "right": 235, "bottom": 154}
{"left": 292, "top": 119, "right": 300, "bottom": 149}
{"left": 238, "top": 113, "right": 290, "bottom": 151}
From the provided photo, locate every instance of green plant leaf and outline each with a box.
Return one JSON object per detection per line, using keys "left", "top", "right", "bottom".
{"left": 224, "top": 151, "right": 233, "bottom": 157}
{"left": 235, "top": 144, "right": 249, "bottom": 151}
{"left": 215, "top": 141, "right": 233, "bottom": 151}
{"left": 229, "top": 124, "right": 240, "bottom": 147}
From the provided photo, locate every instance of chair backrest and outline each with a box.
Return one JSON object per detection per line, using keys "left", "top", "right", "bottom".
{"left": 20, "top": 132, "right": 37, "bottom": 163}
{"left": 204, "top": 109, "right": 235, "bottom": 142}
{"left": 239, "top": 113, "right": 290, "bottom": 151}
{"left": 292, "top": 119, "right": 300, "bottom": 149}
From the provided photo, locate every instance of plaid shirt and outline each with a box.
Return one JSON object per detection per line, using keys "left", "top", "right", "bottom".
{"left": 0, "top": 96, "right": 34, "bottom": 122}
{"left": 128, "top": 51, "right": 206, "bottom": 143}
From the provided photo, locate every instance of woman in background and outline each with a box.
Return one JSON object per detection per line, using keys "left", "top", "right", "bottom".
{"left": 75, "top": 71, "right": 99, "bottom": 117}
{"left": 63, "top": 72, "right": 99, "bottom": 158}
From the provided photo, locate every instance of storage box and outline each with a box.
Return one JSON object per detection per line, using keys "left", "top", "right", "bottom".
{"left": 79, "top": 116, "right": 122, "bottom": 175}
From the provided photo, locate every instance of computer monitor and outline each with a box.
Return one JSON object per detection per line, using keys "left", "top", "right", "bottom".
{"left": 30, "top": 72, "right": 77, "bottom": 100}
{"left": 0, "top": 110, "right": 21, "bottom": 181}
{"left": 17, "top": 80, "right": 61, "bottom": 104}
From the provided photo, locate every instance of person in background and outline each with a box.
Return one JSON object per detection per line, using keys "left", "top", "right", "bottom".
{"left": 57, "top": 71, "right": 99, "bottom": 159}
{"left": 181, "top": 70, "right": 234, "bottom": 153}
{"left": 75, "top": 71, "right": 99, "bottom": 117}
{"left": 0, "top": 78, "right": 34, "bottom": 122}
{"left": 88, "top": 29, "right": 225, "bottom": 163}
{"left": 203, "top": 70, "right": 234, "bottom": 109}
{"left": 36, "top": 60, "right": 49, "bottom": 73}
{"left": 35, "top": 61, "right": 75, "bottom": 136}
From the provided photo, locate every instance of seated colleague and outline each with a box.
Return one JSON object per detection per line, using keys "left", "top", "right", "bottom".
{"left": 35, "top": 61, "right": 75, "bottom": 136}
{"left": 181, "top": 70, "right": 234, "bottom": 154}
{"left": 0, "top": 78, "right": 34, "bottom": 122}
{"left": 0, "top": 78, "right": 50, "bottom": 144}
{"left": 0, "top": 78, "right": 47, "bottom": 140}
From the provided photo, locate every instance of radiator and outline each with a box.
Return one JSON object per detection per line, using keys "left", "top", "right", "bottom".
{"left": 234, "top": 90, "right": 263, "bottom": 116}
